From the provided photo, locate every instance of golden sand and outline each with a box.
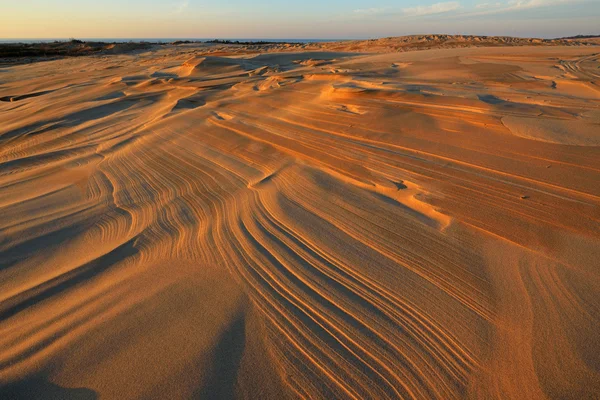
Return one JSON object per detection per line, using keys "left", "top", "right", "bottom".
{"left": 1, "top": 43, "right": 599, "bottom": 399}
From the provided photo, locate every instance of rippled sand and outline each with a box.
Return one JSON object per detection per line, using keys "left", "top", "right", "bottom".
{"left": 1, "top": 45, "right": 599, "bottom": 399}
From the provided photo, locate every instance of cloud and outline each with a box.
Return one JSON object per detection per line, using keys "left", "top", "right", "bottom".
{"left": 351, "top": 2, "right": 461, "bottom": 18}
{"left": 402, "top": 1, "right": 461, "bottom": 16}
{"left": 476, "top": 2, "right": 503, "bottom": 9}
{"left": 349, "top": 0, "right": 585, "bottom": 22}
{"left": 353, "top": 8, "right": 385, "bottom": 15}
{"left": 465, "top": 0, "right": 581, "bottom": 16}
{"left": 173, "top": 0, "right": 189, "bottom": 14}
{"left": 506, "top": 0, "right": 561, "bottom": 10}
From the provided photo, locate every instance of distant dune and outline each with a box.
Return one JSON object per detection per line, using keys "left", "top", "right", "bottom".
{"left": 303, "top": 34, "right": 599, "bottom": 52}
{"left": 1, "top": 34, "right": 597, "bottom": 65}
{"left": 0, "top": 39, "right": 599, "bottom": 399}
{"left": 171, "top": 34, "right": 599, "bottom": 55}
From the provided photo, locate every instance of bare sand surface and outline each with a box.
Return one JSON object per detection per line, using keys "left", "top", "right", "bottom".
{"left": 0, "top": 42, "right": 599, "bottom": 399}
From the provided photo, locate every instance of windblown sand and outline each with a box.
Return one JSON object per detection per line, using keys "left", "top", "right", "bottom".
{"left": 1, "top": 44, "right": 599, "bottom": 399}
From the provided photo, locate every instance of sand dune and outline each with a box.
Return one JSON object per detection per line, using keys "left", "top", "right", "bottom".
{"left": 169, "top": 35, "right": 597, "bottom": 56}
{"left": 1, "top": 43, "right": 599, "bottom": 399}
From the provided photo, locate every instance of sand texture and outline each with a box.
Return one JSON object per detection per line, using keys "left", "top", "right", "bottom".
{"left": 1, "top": 43, "right": 599, "bottom": 399}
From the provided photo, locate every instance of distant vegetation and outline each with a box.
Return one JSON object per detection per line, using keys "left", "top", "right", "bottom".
{"left": 557, "top": 34, "right": 600, "bottom": 39}
{"left": 204, "top": 39, "right": 303, "bottom": 45}
{"left": 170, "top": 39, "right": 300, "bottom": 45}
{"left": 0, "top": 40, "right": 156, "bottom": 63}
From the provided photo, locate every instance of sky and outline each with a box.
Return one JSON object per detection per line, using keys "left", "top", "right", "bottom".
{"left": 1, "top": 0, "right": 599, "bottom": 39}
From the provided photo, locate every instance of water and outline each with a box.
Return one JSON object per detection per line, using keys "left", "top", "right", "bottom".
{"left": 0, "top": 38, "right": 341, "bottom": 44}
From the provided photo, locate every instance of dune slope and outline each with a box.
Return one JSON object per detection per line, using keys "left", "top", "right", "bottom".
{"left": 1, "top": 45, "right": 599, "bottom": 399}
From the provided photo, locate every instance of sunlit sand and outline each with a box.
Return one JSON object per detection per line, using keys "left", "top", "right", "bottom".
{"left": 1, "top": 38, "right": 599, "bottom": 399}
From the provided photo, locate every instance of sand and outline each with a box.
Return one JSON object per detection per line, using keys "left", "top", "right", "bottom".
{"left": 0, "top": 41, "right": 599, "bottom": 399}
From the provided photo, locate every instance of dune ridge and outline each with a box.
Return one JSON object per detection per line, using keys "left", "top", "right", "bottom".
{"left": 1, "top": 43, "right": 599, "bottom": 399}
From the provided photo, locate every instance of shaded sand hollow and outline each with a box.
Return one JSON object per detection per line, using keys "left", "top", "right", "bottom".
{"left": 0, "top": 43, "right": 599, "bottom": 399}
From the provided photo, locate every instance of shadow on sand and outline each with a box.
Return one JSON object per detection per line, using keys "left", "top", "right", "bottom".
{"left": 193, "top": 311, "right": 247, "bottom": 400}
{"left": 0, "top": 376, "right": 97, "bottom": 400}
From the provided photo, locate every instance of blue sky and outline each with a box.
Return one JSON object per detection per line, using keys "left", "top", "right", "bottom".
{"left": 2, "top": 0, "right": 599, "bottom": 39}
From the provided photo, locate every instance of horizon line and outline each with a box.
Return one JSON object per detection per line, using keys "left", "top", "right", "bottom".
{"left": 2, "top": 33, "right": 598, "bottom": 42}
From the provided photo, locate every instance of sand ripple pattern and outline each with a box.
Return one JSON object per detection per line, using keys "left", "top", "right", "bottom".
{"left": 1, "top": 46, "right": 599, "bottom": 399}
